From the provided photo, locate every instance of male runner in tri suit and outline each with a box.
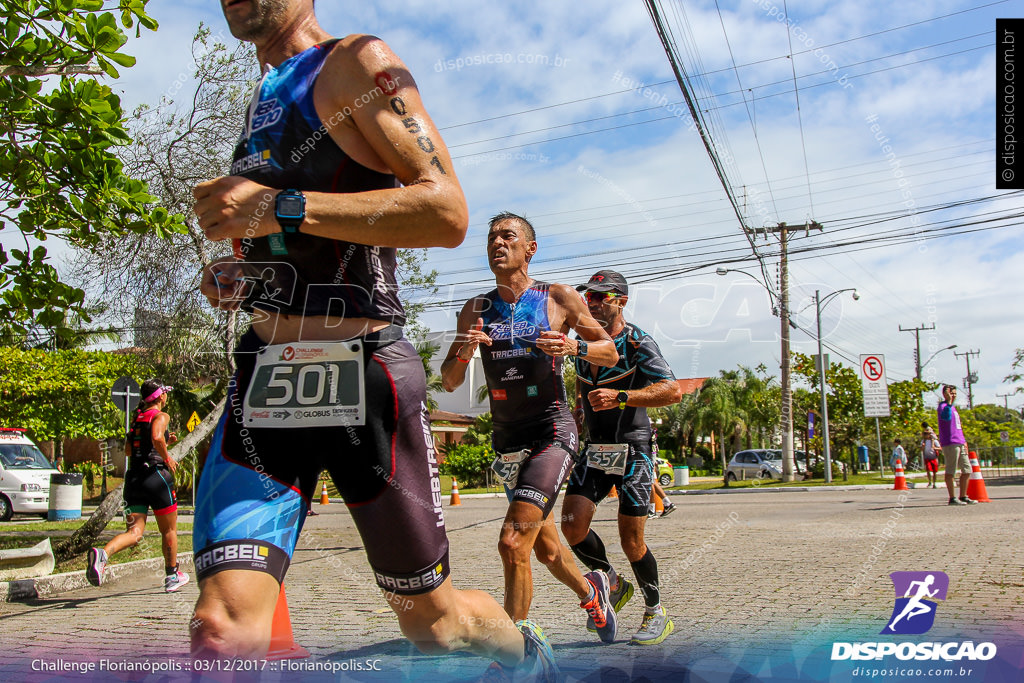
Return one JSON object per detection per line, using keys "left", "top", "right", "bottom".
{"left": 192, "top": 2, "right": 555, "bottom": 676}
{"left": 562, "top": 270, "right": 683, "bottom": 646}
{"left": 86, "top": 380, "right": 188, "bottom": 592}
{"left": 441, "top": 213, "right": 622, "bottom": 644}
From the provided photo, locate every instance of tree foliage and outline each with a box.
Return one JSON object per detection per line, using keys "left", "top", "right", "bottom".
{"left": 792, "top": 352, "right": 940, "bottom": 457}
{"left": 438, "top": 443, "right": 493, "bottom": 489}
{"left": 0, "top": 346, "right": 142, "bottom": 441}
{"left": 1004, "top": 347, "right": 1024, "bottom": 395}
{"left": 0, "top": 1, "right": 185, "bottom": 343}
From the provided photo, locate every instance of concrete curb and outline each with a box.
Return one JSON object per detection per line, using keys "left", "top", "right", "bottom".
{"left": 667, "top": 484, "right": 900, "bottom": 496}
{"left": 0, "top": 552, "right": 193, "bottom": 603}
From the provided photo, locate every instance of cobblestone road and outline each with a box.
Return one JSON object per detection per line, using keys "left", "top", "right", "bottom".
{"left": 1, "top": 484, "right": 1021, "bottom": 681}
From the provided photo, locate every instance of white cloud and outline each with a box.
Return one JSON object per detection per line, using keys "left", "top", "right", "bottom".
{"left": 39, "top": 0, "right": 1022, "bottom": 410}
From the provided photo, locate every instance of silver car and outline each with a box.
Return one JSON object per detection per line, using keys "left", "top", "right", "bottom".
{"left": 724, "top": 449, "right": 782, "bottom": 482}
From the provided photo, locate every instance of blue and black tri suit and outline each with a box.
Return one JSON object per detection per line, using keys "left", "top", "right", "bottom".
{"left": 478, "top": 282, "right": 579, "bottom": 516}
{"left": 567, "top": 322, "right": 676, "bottom": 516}
{"left": 123, "top": 408, "right": 177, "bottom": 516}
{"left": 194, "top": 41, "right": 451, "bottom": 596}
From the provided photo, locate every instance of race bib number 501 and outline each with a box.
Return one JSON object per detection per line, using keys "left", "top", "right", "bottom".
{"left": 244, "top": 342, "right": 365, "bottom": 428}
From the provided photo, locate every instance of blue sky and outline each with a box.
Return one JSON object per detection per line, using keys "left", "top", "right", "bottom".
{"left": 99, "top": 0, "right": 1023, "bottom": 409}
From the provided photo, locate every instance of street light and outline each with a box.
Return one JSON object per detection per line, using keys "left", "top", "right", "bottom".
{"left": 920, "top": 344, "right": 957, "bottom": 372}
{"left": 813, "top": 288, "right": 859, "bottom": 483}
{"left": 716, "top": 266, "right": 798, "bottom": 480}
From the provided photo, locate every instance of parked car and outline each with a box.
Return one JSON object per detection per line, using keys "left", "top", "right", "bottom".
{"left": 0, "top": 428, "right": 58, "bottom": 521}
{"left": 767, "top": 449, "right": 808, "bottom": 475}
{"left": 724, "top": 449, "right": 782, "bottom": 482}
{"left": 655, "top": 457, "right": 674, "bottom": 487}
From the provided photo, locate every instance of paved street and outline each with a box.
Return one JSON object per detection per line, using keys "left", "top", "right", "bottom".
{"left": 1, "top": 483, "right": 1022, "bottom": 681}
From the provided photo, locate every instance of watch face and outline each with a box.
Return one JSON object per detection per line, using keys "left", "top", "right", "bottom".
{"left": 277, "top": 195, "right": 304, "bottom": 218}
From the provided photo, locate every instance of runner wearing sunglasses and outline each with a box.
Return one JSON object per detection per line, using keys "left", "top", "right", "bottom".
{"left": 562, "top": 270, "right": 683, "bottom": 646}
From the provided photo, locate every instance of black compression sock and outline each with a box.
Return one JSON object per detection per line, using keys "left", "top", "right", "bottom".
{"left": 166, "top": 564, "right": 177, "bottom": 576}
{"left": 630, "top": 548, "right": 660, "bottom": 608}
{"left": 570, "top": 530, "right": 612, "bottom": 573}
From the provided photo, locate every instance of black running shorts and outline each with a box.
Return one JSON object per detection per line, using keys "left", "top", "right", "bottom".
{"left": 492, "top": 412, "right": 579, "bottom": 517}
{"left": 123, "top": 466, "right": 177, "bottom": 516}
{"left": 193, "top": 329, "right": 451, "bottom": 595}
{"left": 566, "top": 439, "right": 655, "bottom": 517}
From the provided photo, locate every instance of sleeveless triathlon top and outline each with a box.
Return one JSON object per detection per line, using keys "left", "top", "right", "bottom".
{"left": 230, "top": 39, "right": 405, "bottom": 323}
{"left": 478, "top": 282, "right": 567, "bottom": 427}
{"left": 575, "top": 322, "right": 676, "bottom": 444}
{"left": 129, "top": 408, "right": 166, "bottom": 471}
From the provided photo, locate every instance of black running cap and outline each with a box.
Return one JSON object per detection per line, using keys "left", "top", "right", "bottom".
{"left": 576, "top": 270, "right": 628, "bottom": 295}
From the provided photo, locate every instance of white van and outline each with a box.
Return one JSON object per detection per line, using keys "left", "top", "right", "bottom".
{"left": 0, "top": 428, "right": 59, "bottom": 521}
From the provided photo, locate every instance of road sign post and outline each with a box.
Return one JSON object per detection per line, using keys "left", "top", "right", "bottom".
{"left": 861, "top": 355, "right": 890, "bottom": 475}
{"left": 110, "top": 377, "right": 140, "bottom": 498}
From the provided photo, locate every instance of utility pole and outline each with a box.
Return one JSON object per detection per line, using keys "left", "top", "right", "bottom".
{"left": 747, "top": 221, "right": 822, "bottom": 481}
{"left": 997, "top": 392, "right": 1013, "bottom": 412}
{"left": 954, "top": 349, "right": 980, "bottom": 409}
{"left": 899, "top": 323, "right": 936, "bottom": 380}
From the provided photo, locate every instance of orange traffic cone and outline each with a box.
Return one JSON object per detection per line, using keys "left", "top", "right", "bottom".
{"left": 266, "top": 586, "right": 310, "bottom": 660}
{"left": 319, "top": 480, "right": 330, "bottom": 506}
{"left": 449, "top": 476, "right": 461, "bottom": 506}
{"left": 892, "top": 460, "right": 909, "bottom": 491}
{"left": 653, "top": 492, "right": 664, "bottom": 514}
{"left": 966, "top": 451, "right": 991, "bottom": 502}
{"left": 608, "top": 485, "right": 618, "bottom": 499}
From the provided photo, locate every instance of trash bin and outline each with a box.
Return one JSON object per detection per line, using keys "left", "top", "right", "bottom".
{"left": 674, "top": 465, "right": 689, "bottom": 487}
{"left": 48, "top": 473, "right": 83, "bottom": 521}
{"left": 857, "top": 445, "right": 870, "bottom": 468}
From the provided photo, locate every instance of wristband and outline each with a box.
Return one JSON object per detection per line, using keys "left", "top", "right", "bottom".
{"left": 455, "top": 355, "right": 470, "bottom": 364}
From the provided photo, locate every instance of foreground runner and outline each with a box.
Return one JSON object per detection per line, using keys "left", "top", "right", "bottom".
{"left": 562, "top": 270, "right": 683, "bottom": 645}
{"left": 86, "top": 380, "right": 187, "bottom": 593}
{"left": 191, "top": 2, "right": 553, "bottom": 676}
{"left": 441, "top": 212, "right": 620, "bottom": 643}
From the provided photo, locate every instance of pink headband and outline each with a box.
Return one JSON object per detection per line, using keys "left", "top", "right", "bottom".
{"left": 144, "top": 386, "right": 173, "bottom": 403}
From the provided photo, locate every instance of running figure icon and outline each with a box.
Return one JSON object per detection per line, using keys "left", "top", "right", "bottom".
{"left": 884, "top": 573, "right": 937, "bottom": 634}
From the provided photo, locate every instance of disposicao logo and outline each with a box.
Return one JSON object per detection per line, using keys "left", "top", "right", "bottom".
{"left": 882, "top": 571, "right": 948, "bottom": 635}
{"left": 831, "top": 570, "right": 997, "bottom": 662}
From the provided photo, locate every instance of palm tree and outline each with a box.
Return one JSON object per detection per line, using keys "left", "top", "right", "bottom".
{"left": 414, "top": 340, "right": 444, "bottom": 411}
{"left": 682, "top": 376, "right": 741, "bottom": 472}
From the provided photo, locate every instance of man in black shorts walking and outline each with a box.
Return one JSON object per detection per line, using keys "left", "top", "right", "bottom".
{"left": 441, "top": 213, "right": 622, "bottom": 643}
{"left": 191, "top": 2, "right": 555, "bottom": 676}
{"left": 562, "top": 270, "right": 683, "bottom": 646}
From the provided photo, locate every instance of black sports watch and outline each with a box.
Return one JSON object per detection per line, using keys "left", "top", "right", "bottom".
{"left": 617, "top": 390, "right": 629, "bottom": 409}
{"left": 275, "top": 189, "right": 306, "bottom": 233}
{"left": 576, "top": 340, "right": 588, "bottom": 357}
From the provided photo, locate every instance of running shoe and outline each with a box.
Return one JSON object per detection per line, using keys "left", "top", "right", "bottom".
{"left": 580, "top": 571, "right": 617, "bottom": 644}
{"left": 948, "top": 497, "right": 967, "bottom": 506}
{"left": 587, "top": 576, "right": 634, "bottom": 632}
{"left": 630, "top": 606, "right": 674, "bottom": 646}
{"left": 959, "top": 496, "right": 978, "bottom": 505}
{"left": 660, "top": 502, "right": 677, "bottom": 517}
{"left": 164, "top": 570, "right": 190, "bottom": 593}
{"left": 515, "top": 619, "right": 559, "bottom": 683}
{"left": 647, "top": 506, "right": 657, "bottom": 519}
{"left": 85, "top": 547, "right": 107, "bottom": 587}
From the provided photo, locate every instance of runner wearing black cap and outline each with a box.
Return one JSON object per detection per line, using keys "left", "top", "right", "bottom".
{"left": 562, "top": 269, "right": 682, "bottom": 646}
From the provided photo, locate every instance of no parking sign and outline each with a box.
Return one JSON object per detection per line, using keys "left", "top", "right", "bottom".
{"left": 860, "top": 354, "right": 890, "bottom": 417}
